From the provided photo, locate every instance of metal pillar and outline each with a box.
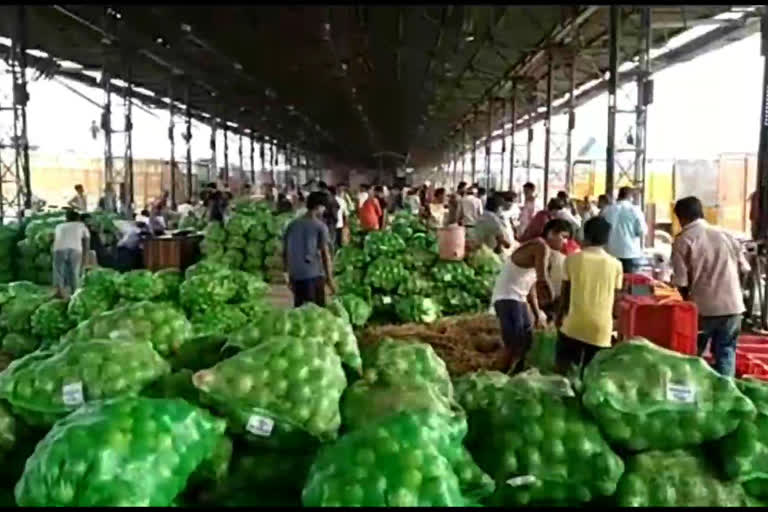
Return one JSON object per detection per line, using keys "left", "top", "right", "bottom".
{"left": 460, "top": 125, "right": 466, "bottom": 183}
{"left": 526, "top": 125, "right": 533, "bottom": 184}
{"left": 605, "top": 4, "right": 619, "bottom": 199}
{"left": 509, "top": 82, "right": 517, "bottom": 191}
{"left": 124, "top": 77, "right": 134, "bottom": 214}
{"left": 757, "top": 9, "right": 768, "bottom": 240}
{"left": 168, "top": 81, "right": 176, "bottom": 208}
{"left": 249, "top": 135, "right": 255, "bottom": 186}
{"left": 0, "top": 5, "right": 32, "bottom": 219}
{"left": 209, "top": 119, "right": 217, "bottom": 185}
{"left": 238, "top": 133, "right": 244, "bottom": 186}
{"left": 184, "top": 87, "right": 192, "bottom": 202}
{"left": 485, "top": 97, "right": 492, "bottom": 188}
{"left": 222, "top": 126, "right": 229, "bottom": 185}
{"left": 259, "top": 139, "right": 266, "bottom": 186}
{"left": 102, "top": 68, "right": 114, "bottom": 189}
{"left": 500, "top": 100, "right": 507, "bottom": 189}
{"left": 451, "top": 141, "right": 457, "bottom": 187}
{"left": 565, "top": 54, "right": 576, "bottom": 195}
{"left": 543, "top": 49, "right": 553, "bottom": 204}
{"left": 634, "top": 7, "right": 652, "bottom": 210}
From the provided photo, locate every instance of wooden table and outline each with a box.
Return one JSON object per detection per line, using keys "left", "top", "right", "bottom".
{"left": 143, "top": 233, "right": 203, "bottom": 271}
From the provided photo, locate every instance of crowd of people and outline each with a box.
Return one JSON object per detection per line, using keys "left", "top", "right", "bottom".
{"left": 49, "top": 175, "right": 751, "bottom": 382}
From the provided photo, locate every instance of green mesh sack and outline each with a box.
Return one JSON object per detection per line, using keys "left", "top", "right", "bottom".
{"left": 0, "top": 291, "right": 51, "bottom": 334}
{"left": 338, "top": 294, "right": 372, "bottom": 327}
{"left": 615, "top": 449, "right": 749, "bottom": 507}
{"left": 582, "top": 338, "right": 756, "bottom": 452}
{"left": 222, "top": 249, "right": 244, "bottom": 268}
{"left": 0, "top": 339, "right": 169, "bottom": 423}
{"left": 193, "top": 335, "right": 346, "bottom": 449}
{"left": 525, "top": 329, "right": 558, "bottom": 373}
{"left": 15, "top": 397, "right": 226, "bottom": 506}
{"left": 81, "top": 267, "right": 120, "bottom": 296}
{"left": 200, "top": 238, "right": 224, "bottom": 258}
{"left": 190, "top": 304, "right": 248, "bottom": 337}
{"left": 204, "top": 222, "right": 227, "bottom": 243}
{"left": 179, "top": 273, "right": 238, "bottom": 314}
{"left": 467, "top": 245, "right": 502, "bottom": 276}
{"left": 230, "top": 269, "right": 268, "bottom": 303}
{"left": 185, "top": 260, "right": 231, "bottom": 280}
{"left": 395, "top": 296, "right": 442, "bottom": 324}
{"left": 116, "top": 269, "right": 164, "bottom": 300}
{"left": 458, "top": 370, "right": 624, "bottom": 506}
{"left": 237, "top": 300, "right": 274, "bottom": 322}
{"left": 225, "top": 235, "right": 247, "bottom": 250}
{"left": 364, "top": 256, "right": 408, "bottom": 292}
{"left": 717, "top": 377, "right": 768, "bottom": 497}
{"left": 327, "top": 297, "right": 351, "bottom": 325}
{"left": 453, "top": 370, "right": 514, "bottom": 412}
{"left": 61, "top": 301, "right": 193, "bottom": 358}
{"left": 341, "top": 381, "right": 459, "bottom": 432}
{"left": 155, "top": 268, "right": 183, "bottom": 302}
{"left": 1, "top": 332, "right": 39, "bottom": 358}
{"left": 226, "top": 303, "right": 362, "bottom": 375}
{"left": 302, "top": 410, "right": 494, "bottom": 506}
{"left": 225, "top": 214, "right": 254, "bottom": 238}
{"left": 31, "top": 298, "right": 74, "bottom": 341}
{"left": 67, "top": 286, "right": 116, "bottom": 324}
{"left": 0, "top": 402, "right": 15, "bottom": 456}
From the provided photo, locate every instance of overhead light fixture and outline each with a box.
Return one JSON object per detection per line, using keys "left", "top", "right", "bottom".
{"left": 465, "top": 35, "right": 475, "bottom": 42}
{"left": 181, "top": 23, "right": 192, "bottom": 33}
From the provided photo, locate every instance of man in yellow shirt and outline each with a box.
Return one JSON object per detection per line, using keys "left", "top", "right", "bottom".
{"left": 555, "top": 216, "right": 624, "bottom": 375}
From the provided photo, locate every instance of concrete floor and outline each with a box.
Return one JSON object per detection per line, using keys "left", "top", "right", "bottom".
{"left": 265, "top": 283, "right": 294, "bottom": 309}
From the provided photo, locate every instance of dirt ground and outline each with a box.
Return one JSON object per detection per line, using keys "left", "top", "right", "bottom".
{"left": 265, "top": 283, "right": 294, "bottom": 309}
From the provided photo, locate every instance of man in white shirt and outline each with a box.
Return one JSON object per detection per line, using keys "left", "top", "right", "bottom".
{"left": 518, "top": 182, "right": 538, "bottom": 236}
{"left": 600, "top": 186, "right": 648, "bottom": 273}
{"left": 457, "top": 186, "right": 484, "bottom": 227}
{"left": 332, "top": 185, "right": 348, "bottom": 247}
{"left": 67, "top": 184, "right": 87, "bottom": 212}
{"left": 52, "top": 209, "right": 90, "bottom": 298}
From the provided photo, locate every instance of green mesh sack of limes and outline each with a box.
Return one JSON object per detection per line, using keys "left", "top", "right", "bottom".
{"left": 615, "top": 448, "right": 749, "bottom": 506}
{"left": 15, "top": 397, "right": 226, "bottom": 506}
{"left": 60, "top": 301, "right": 193, "bottom": 358}
{"left": 341, "top": 339, "right": 461, "bottom": 430}
{"left": 0, "top": 339, "right": 169, "bottom": 425}
{"left": 717, "top": 377, "right": 768, "bottom": 499}
{"left": 455, "top": 369, "right": 624, "bottom": 507}
{"left": 225, "top": 303, "right": 362, "bottom": 375}
{"left": 302, "top": 410, "right": 494, "bottom": 506}
{"left": 193, "top": 335, "right": 347, "bottom": 450}
{"left": 582, "top": 338, "right": 755, "bottom": 452}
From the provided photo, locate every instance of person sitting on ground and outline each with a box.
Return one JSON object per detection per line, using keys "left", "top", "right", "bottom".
{"left": 491, "top": 218, "right": 573, "bottom": 373}
{"left": 555, "top": 216, "right": 624, "bottom": 376}
{"left": 283, "top": 191, "right": 336, "bottom": 308}
{"left": 52, "top": 209, "right": 90, "bottom": 299}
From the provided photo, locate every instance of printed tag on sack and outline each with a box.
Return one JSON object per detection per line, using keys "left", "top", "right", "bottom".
{"left": 666, "top": 380, "right": 696, "bottom": 404}
{"left": 62, "top": 381, "right": 84, "bottom": 406}
{"left": 506, "top": 475, "right": 538, "bottom": 487}
{"left": 381, "top": 296, "right": 392, "bottom": 305}
{"left": 246, "top": 414, "right": 275, "bottom": 437}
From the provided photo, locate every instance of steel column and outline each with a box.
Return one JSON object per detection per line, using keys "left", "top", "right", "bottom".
{"left": 485, "top": 97, "right": 492, "bottom": 188}
{"left": 460, "top": 125, "right": 466, "bottom": 183}
{"left": 451, "top": 141, "right": 457, "bottom": 187}
{"left": 209, "top": 119, "right": 217, "bottom": 185}
{"left": 565, "top": 54, "right": 576, "bottom": 195}
{"left": 606, "top": 5, "right": 620, "bottom": 198}
{"left": 238, "top": 133, "right": 244, "bottom": 186}
{"left": 102, "top": 68, "right": 113, "bottom": 190}
{"left": 509, "top": 81, "right": 517, "bottom": 191}
{"left": 124, "top": 75, "right": 134, "bottom": 214}
{"left": 168, "top": 81, "right": 176, "bottom": 208}
{"left": 757, "top": 9, "right": 768, "bottom": 240}
{"left": 249, "top": 135, "right": 256, "bottom": 186}
{"left": 544, "top": 49, "right": 553, "bottom": 204}
{"left": 223, "top": 126, "right": 229, "bottom": 185}
{"left": 184, "top": 86, "right": 192, "bottom": 202}
{"left": 635, "top": 7, "right": 652, "bottom": 210}
{"left": 259, "top": 139, "right": 266, "bottom": 186}
{"left": 500, "top": 100, "right": 507, "bottom": 190}
{"left": 526, "top": 125, "right": 533, "bottom": 184}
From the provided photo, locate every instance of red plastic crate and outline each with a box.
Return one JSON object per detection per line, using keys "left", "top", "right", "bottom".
{"left": 618, "top": 296, "right": 699, "bottom": 355}
{"left": 623, "top": 273, "right": 654, "bottom": 288}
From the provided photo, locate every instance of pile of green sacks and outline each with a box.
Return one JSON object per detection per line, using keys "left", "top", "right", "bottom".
{"left": 334, "top": 211, "right": 497, "bottom": 326}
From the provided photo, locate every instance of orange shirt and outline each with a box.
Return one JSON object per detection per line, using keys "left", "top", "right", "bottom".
{"left": 359, "top": 197, "right": 382, "bottom": 231}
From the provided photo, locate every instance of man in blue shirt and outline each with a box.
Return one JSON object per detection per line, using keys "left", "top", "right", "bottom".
{"left": 283, "top": 191, "right": 336, "bottom": 307}
{"left": 600, "top": 186, "right": 647, "bottom": 273}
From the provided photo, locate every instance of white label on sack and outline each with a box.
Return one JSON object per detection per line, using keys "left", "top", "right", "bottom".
{"left": 666, "top": 381, "right": 696, "bottom": 404}
{"left": 506, "top": 475, "right": 537, "bottom": 487}
{"left": 62, "top": 381, "right": 84, "bottom": 406}
{"left": 382, "top": 296, "right": 392, "bottom": 305}
{"left": 246, "top": 414, "right": 274, "bottom": 437}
